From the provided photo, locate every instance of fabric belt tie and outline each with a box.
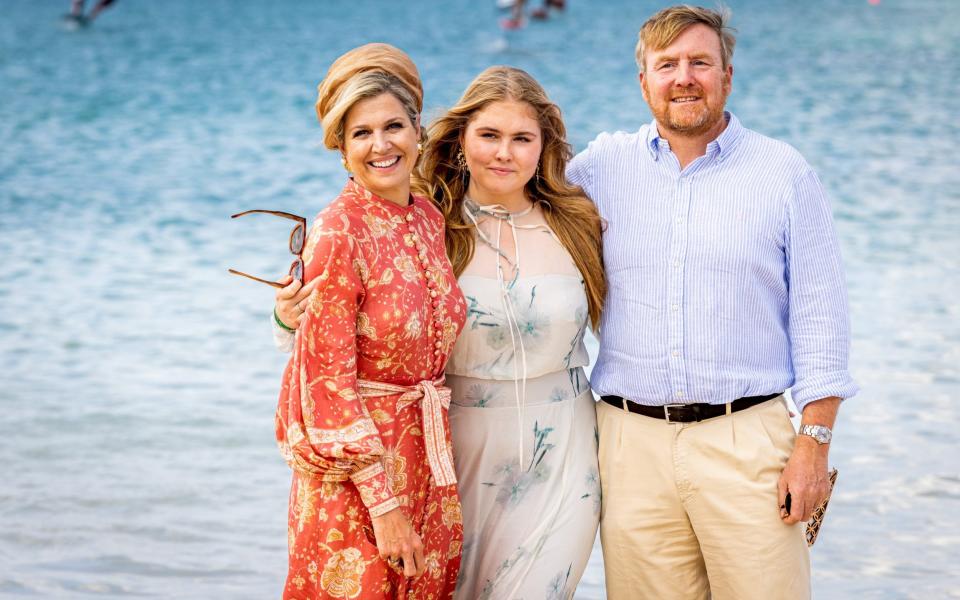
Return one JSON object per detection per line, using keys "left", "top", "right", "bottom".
{"left": 357, "top": 377, "right": 458, "bottom": 486}
{"left": 600, "top": 393, "right": 782, "bottom": 423}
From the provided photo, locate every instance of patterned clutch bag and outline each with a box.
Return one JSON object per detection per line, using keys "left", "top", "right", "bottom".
{"left": 806, "top": 468, "right": 839, "bottom": 547}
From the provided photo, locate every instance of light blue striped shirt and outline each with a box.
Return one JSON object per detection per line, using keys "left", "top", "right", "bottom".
{"left": 567, "top": 113, "right": 857, "bottom": 412}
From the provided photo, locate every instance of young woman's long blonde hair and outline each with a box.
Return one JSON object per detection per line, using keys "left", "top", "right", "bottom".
{"left": 416, "top": 66, "right": 605, "bottom": 328}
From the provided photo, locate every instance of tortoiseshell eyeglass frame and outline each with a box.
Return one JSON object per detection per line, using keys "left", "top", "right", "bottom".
{"left": 228, "top": 210, "right": 306, "bottom": 288}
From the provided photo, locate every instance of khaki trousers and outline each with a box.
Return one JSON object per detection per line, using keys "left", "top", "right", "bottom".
{"left": 597, "top": 397, "right": 810, "bottom": 600}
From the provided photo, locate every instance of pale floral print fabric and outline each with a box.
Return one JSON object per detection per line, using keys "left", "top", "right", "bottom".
{"left": 446, "top": 201, "right": 600, "bottom": 600}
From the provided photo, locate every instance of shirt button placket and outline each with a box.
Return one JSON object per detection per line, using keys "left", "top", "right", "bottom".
{"left": 669, "top": 176, "right": 691, "bottom": 400}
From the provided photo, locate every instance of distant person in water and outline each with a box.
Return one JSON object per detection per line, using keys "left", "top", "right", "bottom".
{"left": 66, "top": 0, "right": 116, "bottom": 26}
{"left": 501, "top": 0, "right": 565, "bottom": 29}
{"left": 531, "top": 0, "right": 565, "bottom": 20}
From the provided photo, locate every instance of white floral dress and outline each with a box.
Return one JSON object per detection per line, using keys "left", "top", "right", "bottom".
{"left": 446, "top": 199, "right": 600, "bottom": 600}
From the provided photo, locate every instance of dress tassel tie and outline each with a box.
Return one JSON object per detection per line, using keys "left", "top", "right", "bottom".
{"left": 358, "top": 377, "right": 458, "bottom": 486}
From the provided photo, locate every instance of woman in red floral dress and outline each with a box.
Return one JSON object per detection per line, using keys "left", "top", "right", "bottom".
{"left": 275, "top": 44, "right": 466, "bottom": 599}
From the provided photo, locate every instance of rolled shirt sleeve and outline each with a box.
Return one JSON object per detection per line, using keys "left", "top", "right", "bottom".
{"left": 784, "top": 169, "right": 859, "bottom": 411}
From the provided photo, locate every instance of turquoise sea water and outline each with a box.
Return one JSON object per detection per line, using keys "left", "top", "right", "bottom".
{"left": 1, "top": 0, "right": 958, "bottom": 597}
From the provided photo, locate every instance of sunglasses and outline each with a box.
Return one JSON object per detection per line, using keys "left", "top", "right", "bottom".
{"left": 228, "top": 210, "right": 306, "bottom": 288}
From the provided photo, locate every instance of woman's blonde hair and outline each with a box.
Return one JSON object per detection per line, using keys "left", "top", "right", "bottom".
{"left": 417, "top": 66, "right": 605, "bottom": 328}
{"left": 315, "top": 43, "right": 423, "bottom": 150}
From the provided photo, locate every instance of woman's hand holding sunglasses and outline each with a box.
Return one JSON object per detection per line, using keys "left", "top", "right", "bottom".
{"left": 274, "top": 275, "right": 317, "bottom": 330}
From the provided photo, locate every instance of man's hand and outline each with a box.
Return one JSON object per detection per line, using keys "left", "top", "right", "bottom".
{"left": 370, "top": 507, "right": 425, "bottom": 578}
{"left": 777, "top": 437, "right": 831, "bottom": 523}
{"left": 777, "top": 396, "right": 841, "bottom": 524}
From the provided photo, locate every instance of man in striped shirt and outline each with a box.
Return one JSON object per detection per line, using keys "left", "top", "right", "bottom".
{"left": 567, "top": 6, "right": 857, "bottom": 599}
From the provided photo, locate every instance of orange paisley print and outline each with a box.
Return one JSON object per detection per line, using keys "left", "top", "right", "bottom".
{"left": 276, "top": 180, "right": 466, "bottom": 599}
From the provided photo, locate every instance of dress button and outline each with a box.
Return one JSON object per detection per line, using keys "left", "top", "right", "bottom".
{"left": 427, "top": 279, "right": 437, "bottom": 288}
{"left": 435, "top": 341, "right": 442, "bottom": 348}
{"left": 405, "top": 213, "right": 414, "bottom": 222}
{"left": 430, "top": 290, "right": 438, "bottom": 298}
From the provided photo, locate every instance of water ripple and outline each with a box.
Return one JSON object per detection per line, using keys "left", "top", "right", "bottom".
{"left": 2, "top": 0, "right": 958, "bottom": 598}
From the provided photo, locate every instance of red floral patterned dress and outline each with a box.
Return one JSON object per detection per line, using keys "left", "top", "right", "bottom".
{"left": 276, "top": 179, "right": 466, "bottom": 599}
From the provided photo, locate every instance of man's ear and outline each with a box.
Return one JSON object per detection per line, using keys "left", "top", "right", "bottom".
{"left": 638, "top": 72, "right": 649, "bottom": 103}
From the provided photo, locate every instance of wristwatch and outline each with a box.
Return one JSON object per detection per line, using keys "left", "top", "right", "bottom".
{"left": 798, "top": 424, "right": 832, "bottom": 445}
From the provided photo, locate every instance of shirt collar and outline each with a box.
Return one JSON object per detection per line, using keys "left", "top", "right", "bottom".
{"left": 646, "top": 111, "right": 743, "bottom": 162}
{"left": 709, "top": 112, "right": 742, "bottom": 161}
{"left": 645, "top": 118, "right": 664, "bottom": 159}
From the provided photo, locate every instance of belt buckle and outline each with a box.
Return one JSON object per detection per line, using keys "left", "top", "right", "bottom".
{"left": 663, "top": 403, "right": 686, "bottom": 423}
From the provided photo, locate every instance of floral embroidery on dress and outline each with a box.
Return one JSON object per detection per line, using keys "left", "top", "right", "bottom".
{"left": 464, "top": 287, "right": 552, "bottom": 372}
{"left": 547, "top": 565, "right": 574, "bottom": 600}
{"left": 482, "top": 421, "right": 555, "bottom": 507}
{"left": 319, "top": 547, "right": 365, "bottom": 599}
{"left": 276, "top": 180, "right": 466, "bottom": 599}
{"left": 582, "top": 467, "right": 602, "bottom": 515}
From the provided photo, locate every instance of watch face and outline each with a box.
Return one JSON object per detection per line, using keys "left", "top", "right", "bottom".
{"left": 802, "top": 425, "right": 832, "bottom": 444}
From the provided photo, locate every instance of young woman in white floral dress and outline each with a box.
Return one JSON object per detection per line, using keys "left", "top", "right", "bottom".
{"left": 276, "top": 66, "right": 605, "bottom": 599}
{"left": 418, "top": 66, "right": 605, "bottom": 600}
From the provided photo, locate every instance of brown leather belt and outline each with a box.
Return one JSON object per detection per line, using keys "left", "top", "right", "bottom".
{"left": 600, "top": 393, "right": 781, "bottom": 423}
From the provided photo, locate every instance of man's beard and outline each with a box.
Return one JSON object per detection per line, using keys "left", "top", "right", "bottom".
{"left": 664, "top": 100, "right": 724, "bottom": 136}
{"left": 647, "top": 82, "right": 729, "bottom": 138}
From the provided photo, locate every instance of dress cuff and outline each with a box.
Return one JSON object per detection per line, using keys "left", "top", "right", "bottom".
{"left": 271, "top": 312, "right": 295, "bottom": 353}
{"left": 350, "top": 462, "right": 399, "bottom": 517}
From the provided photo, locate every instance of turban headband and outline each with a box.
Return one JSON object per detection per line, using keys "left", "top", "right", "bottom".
{"left": 315, "top": 43, "right": 423, "bottom": 150}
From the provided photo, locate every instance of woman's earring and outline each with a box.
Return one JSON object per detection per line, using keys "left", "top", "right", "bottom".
{"left": 456, "top": 148, "right": 467, "bottom": 170}
{"left": 340, "top": 155, "right": 349, "bottom": 172}
{"left": 417, "top": 142, "right": 423, "bottom": 155}
{"left": 535, "top": 161, "right": 542, "bottom": 181}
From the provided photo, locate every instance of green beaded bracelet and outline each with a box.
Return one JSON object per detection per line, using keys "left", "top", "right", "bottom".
{"left": 274, "top": 308, "right": 295, "bottom": 333}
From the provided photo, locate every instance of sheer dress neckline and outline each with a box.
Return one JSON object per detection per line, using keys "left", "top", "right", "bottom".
{"left": 457, "top": 195, "right": 583, "bottom": 466}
